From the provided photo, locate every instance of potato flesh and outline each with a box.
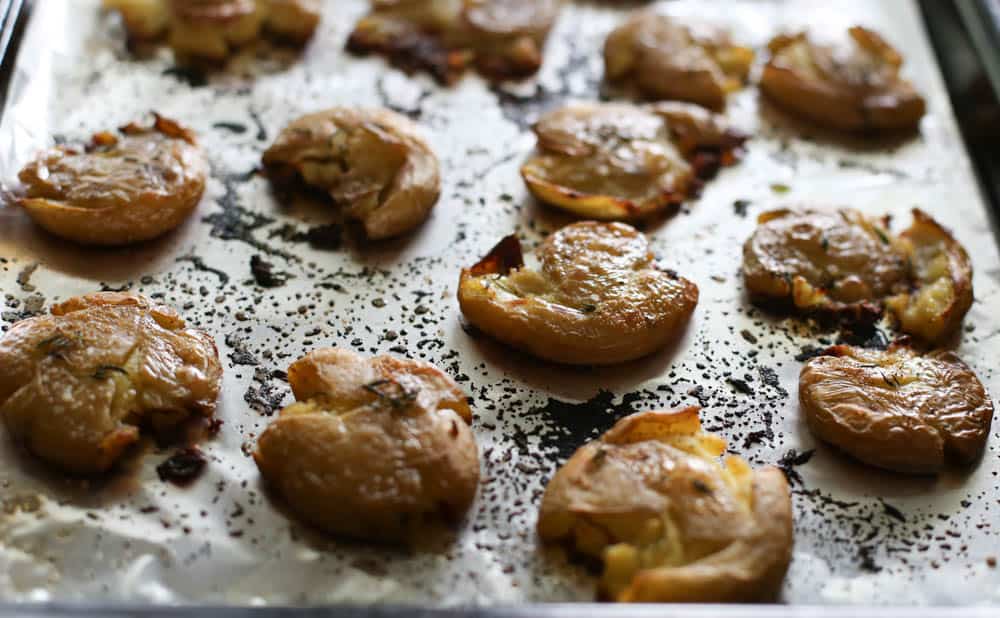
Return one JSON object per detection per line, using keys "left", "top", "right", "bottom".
{"left": 0, "top": 293, "right": 222, "bottom": 475}
{"left": 537, "top": 408, "right": 792, "bottom": 603}
{"left": 742, "top": 209, "right": 908, "bottom": 311}
{"left": 604, "top": 11, "right": 754, "bottom": 110}
{"left": 799, "top": 345, "right": 993, "bottom": 474}
{"left": 887, "top": 210, "right": 973, "bottom": 344}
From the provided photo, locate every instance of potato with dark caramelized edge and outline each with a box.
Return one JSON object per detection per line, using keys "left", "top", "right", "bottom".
{"left": 254, "top": 348, "right": 479, "bottom": 542}
{"left": 538, "top": 407, "right": 793, "bottom": 603}
{"left": 742, "top": 208, "right": 909, "bottom": 317}
{"left": 521, "top": 102, "right": 745, "bottom": 221}
{"left": 604, "top": 10, "right": 754, "bottom": 111}
{"left": 17, "top": 114, "right": 208, "bottom": 246}
{"left": 761, "top": 26, "right": 926, "bottom": 133}
{"left": 887, "top": 209, "right": 973, "bottom": 345}
{"left": 0, "top": 293, "right": 222, "bottom": 475}
{"left": 346, "top": 0, "right": 561, "bottom": 84}
{"left": 458, "top": 222, "right": 698, "bottom": 365}
{"left": 800, "top": 344, "right": 993, "bottom": 474}
{"left": 262, "top": 108, "right": 441, "bottom": 240}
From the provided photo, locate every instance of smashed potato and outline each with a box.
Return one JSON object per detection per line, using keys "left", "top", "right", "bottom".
{"left": 887, "top": 209, "right": 973, "bottom": 345}
{"left": 742, "top": 208, "right": 908, "bottom": 316}
{"left": 761, "top": 26, "right": 926, "bottom": 133}
{"left": 800, "top": 344, "right": 993, "bottom": 474}
{"left": 457, "top": 222, "right": 698, "bottom": 365}
{"left": 604, "top": 10, "right": 754, "bottom": 110}
{"left": 17, "top": 114, "right": 208, "bottom": 246}
{"left": 262, "top": 108, "right": 441, "bottom": 240}
{"left": 254, "top": 348, "right": 479, "bottom": 542}
{"left": 104, "top": 0, "right": 320, "bottom": 61}
{"left": 538, "top": 407, "right": 793, "bottom": 603}
{"left": 346, "top": 0, "right": 562, "bottom": 83}
{"left": 743, "top": 208, "right": 974, "bottom": 339}
{"left": 521, "top": 102, "right": 746, "bottom": 221}
{"left": 0, "top": 293, "right": 222, "bottom": 475}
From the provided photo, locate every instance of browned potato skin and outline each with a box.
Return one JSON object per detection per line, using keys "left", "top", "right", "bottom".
{"left": 0, "top": 293, "right": 222, "bottom": 475}
{"left": 538, "top": 407, "right": 793, "bottom": 603}
{"left": 799, "top": 344, "right": 993, "bottom": 474}
{"left": 105, "top": 0, "right": 320, "bottom": 60}
{"left": 262, "top": 108, "right": 441, "bottom": 240}
{"left": 346, "top": 0, "right": 562, "bottom": 84}
{"left": 521, "top": 102, "right": 746, "bottom": 221}
{"left": 742, "top": 208, "right": 909, "bottom": 316}
{"left": 17, "top": 115, "right": 207, "bottom": 247}
{"left": 887, "top": 209, "right": 973, "bottom": 345}
{"left": 760, "top": 27, "right": 926, "bottom": 133}
{"left": 458, "top": 222, "right": 698, "bottom": 365}
{"left": 254, "top": 348, "right": 479, "bottom": 542}
{"left": 604, "top": 10, "right": 754, "bottom": 111}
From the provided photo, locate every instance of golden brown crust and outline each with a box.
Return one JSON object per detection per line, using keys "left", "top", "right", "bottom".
{"left": 760, "top": 26, "right": 926, "bottom": 133}
{"left": 604, "top": 10, "right": 754, "bottom": 111}
{"left": 457, "top": 222, "right": 698, "bottom": 365}
{"left": 17, "top": 114, "right": 207, "bottom": 247}
{"left": 538, "top": 407, "right": 793, "bottom": 603}
{"left": 0, "top": 293, "right": 222, "bottom": 475}
{"left": 887, "top": 209, "right": 974, "bottom": 344}
{"left": 254, "top": 348, "right": 479, "bottom": 542}
{"left": 346, "top": 0, "right": 561, "bottom": 84}
{"left": 799, "top": 344, "right": 993, "bottom": 474}
{"left": 262, "top": 107, "right": 441, "bottom": 240}
{"left": 521, "top": 102, "right": 745, "bottom": 221}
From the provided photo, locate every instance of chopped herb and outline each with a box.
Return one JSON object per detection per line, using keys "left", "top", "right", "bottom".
{"left": 874, "top": 227, "right": 890, "bottom": 244}
{"left": 770, "top": 183, "right": 791, "bottom": 194}
{"left": 363, "top": 379, "right": 419, "bottom": 410}
{"left": 581, "top": 304, "right": 597, "bottom": 314}
{"left": 37, "top": 334, "right": 76, "bottom": 360}
{"left": 733, "top": 199, "right": 752, "bottom": 217}
{"left": 821, "top": 235, "right": 829, "bottom": 251}
{"left": 93, "top": 365, "right": 128, "bottom": 380}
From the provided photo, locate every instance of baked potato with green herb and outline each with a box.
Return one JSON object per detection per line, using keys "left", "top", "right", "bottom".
{"left": 521, "top": 102, "right": 745, "bottom": 221}
{"left": 538, "top": 407, "right": 793, "bottom": 602}
{"left": 0, "top": 293, "right": 222, "bottom": 475}
{"left": 458, "top": 221, "right": 698, "bottom": 365}
{"left": 254, "top": 348, "right": 479, "bottom": 542}
{"left": 799, "top": 343, "right": 992, "bottom": 474}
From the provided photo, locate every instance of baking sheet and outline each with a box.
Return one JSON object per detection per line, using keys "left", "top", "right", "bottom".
{"left": 1, "top": 0, "right": 999, "bottom": 607}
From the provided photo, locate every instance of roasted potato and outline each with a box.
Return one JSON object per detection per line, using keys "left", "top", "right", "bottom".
{"left": 521, "top": 102, "right": 745, "bottom": 221}
{"left": 799, "top": 344, "right": 993, "bottom": 474}
{"left": 104, "top": 0, "right": 320, "bottom": 60}
{"left": 17, "top": 114, "right": 208, "bottom": 246}
{"left": 457, "top": 221, "right": 698, "bottom": 365}
{"left": 604, "top": 10, "right": 754, "bottom": 111}
{"left": 760, "top": 26, "right": 926, "bottom": 133}
{"left": 887, "top": 209, "right": 973, "bottom": 345}
{"left": 254, "top": 348, "right": 479, "bottom": 542}
{"left": 104, "top": 0, "right": 170, "bottom": 39}
{"left": 346, "top": 0, "right": 562, "bottom": 83}
{"left": 742, "top": 208, "right": 909, "bottom": 316}
{"left": 0, "top": 293, "right": 222, "bottom": 475}
{"left": 538, "top": 407, "right": 793, "bottom": 603}
{"left": 262, "top": 108, "right": 440, "bottom": 240}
